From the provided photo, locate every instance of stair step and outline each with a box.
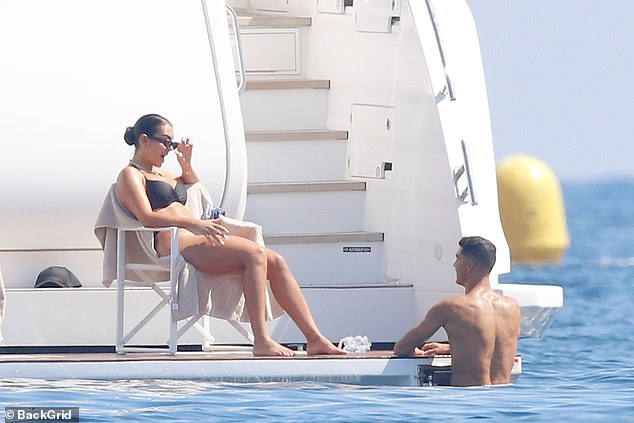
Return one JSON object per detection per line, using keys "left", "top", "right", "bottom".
{"left": 245, "top": 189, "right": 365, "bottom": 233}
{"left": 264, "top": 232, "right": 386, "bottom": 285}
{"left": 240, "top": 81, "right": 329, "bottom": 131}
{"left": 235, "top": 15, "right": 312, "bottom": 28}
{"left": 301, "top": 283, "right": 413, "bottom": 289}
{"left": 244, "top": 79, "right": 330, "bottom": 90}
{"left": 246, "top": 132, "right": 348, "bottom": 182}
{"left": 245, "top": 129, "right": 348, "bottom": 142}
{"left": 264, "top": 231, "right": 384, "bottom": 245}
{"left": 248, "top": 181, "right": 365, "bottom": 194}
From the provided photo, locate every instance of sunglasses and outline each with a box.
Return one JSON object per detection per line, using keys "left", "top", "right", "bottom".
{"left": 147, "top": 134, "right": 178, "bottom": 149}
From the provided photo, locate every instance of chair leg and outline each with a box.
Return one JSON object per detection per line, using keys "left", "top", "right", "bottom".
{"left": 168, "top": 295, "right": 178, "bottom": 355}
{"left": 200, "top": 315, "right": 215, "bottom": 349}
{"left": 174, "top": 314, "right": 215, "bottom": 350}
{"left": 116, "top": 280, "right": 125, "bottom": 354}
{"left": 168, "top": 226, "right": 178, "bottom": 355}
{"left": 116, "top": 229, "right": 126, "bottom": 354}
{"left": 115, "top": 227, "right": 183, "bottom": 355}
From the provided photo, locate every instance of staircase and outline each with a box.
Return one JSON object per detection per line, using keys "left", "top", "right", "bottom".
{"left": 237, "top": 17, "right": 389, "bottom": 288}
{"left": 227, "top": 10, "right": 419, "bottom": 344}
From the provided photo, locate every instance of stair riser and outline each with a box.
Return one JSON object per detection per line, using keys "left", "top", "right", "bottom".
{"left": 270, "top": 286, "right": 417, "bottom": 343}
{"left": 240, "top": 89, "right": 329, "bottom": 131}
{"left": 247, "top": 140, "right": 348, "bottom": 182}
{"left": 0, "top": 250, "right": 103, "bottom": 288}
{"left": 268, "top": 242, "right": 386, "bottom": 285}
{"left": 245, "top": 191, "right": 365, "bottom": 233}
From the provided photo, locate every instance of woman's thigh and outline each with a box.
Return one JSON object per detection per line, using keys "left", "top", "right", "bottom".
{"left": 176, "top": 231, "right": 266, "bottom": 276}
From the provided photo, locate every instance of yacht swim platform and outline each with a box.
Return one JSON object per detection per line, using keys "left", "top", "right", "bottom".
{"left": 0, "top": 349, "right": 521, "bottom": 386}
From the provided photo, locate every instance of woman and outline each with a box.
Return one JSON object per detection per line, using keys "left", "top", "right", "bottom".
{"left": 117, "top": 114, "right": 345, "bottom": 357}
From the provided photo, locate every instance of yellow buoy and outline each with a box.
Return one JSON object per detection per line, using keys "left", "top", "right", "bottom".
{"left": 497, "top": 154, "right": 570, "bottom": 263}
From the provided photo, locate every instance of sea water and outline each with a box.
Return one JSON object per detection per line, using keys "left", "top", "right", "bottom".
{"left": 1, "top": 179, "right": 634, "bottom": 422}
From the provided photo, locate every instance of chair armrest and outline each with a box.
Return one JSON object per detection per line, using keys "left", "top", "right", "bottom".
{"left": 120, "top": 226, "right": 177, "bottom": 234}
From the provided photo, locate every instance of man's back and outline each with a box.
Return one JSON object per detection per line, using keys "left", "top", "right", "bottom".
{"left": 443, "top": 288, "right": 520, "bottom": 386}
{"left": 393, "top": 236, "right": 521, "bottom": 387}
{"left": 489, "top": 292, "right": 521, "bottom": 384}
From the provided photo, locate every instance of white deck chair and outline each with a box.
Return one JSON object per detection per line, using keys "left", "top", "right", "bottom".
{"left": 115, "top": 225, "right": 254, "bottom": 355}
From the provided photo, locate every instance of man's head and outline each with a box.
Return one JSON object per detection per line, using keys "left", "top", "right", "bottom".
{"left": 454, "top": 236, "right": 497, "bottom": 286}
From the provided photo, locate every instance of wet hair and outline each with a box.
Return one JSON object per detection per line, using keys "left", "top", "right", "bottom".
{"left": 458, "top": 236, "right": 497, "bottom": 273}
{"left": 124, "top": 113, "right": 172, "bottom": 147}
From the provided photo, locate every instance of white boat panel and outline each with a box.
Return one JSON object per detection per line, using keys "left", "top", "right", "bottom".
{"left": 0, "top": 349, "right": 521, "bottom": 386}
{"left": 0, "top": 0, "right": 563, "bottom": 362}
{"left": 0, "top": 0, "right": 246, "bottom": 246}
{"left": 354, "top": 0, "right": 401, "bottom": 33}
{"left": 267, "top": 238, "right": 387, "bottom": 286}
{"left": 246, "top": 191, "right": 366, "bottom": 233}
{"left": 0, "top": 250, "right": 103, "bottom": 289}
{"left": 247, "top": 138, "right": 348, "bottom": 182}
{"left": 0, "top": 351, "right": 521, "bottom": 386}
{"left": 348, "top": 104, "right": 395, "bottom": 179}
{"left": 234, "top": 28, "right": 302, "bottom": 75}
{"left": 240, "top": 87, "right": 330, "bottom": 131}
{"left": 2, "top": 288, "right": 204, "bottom": 346}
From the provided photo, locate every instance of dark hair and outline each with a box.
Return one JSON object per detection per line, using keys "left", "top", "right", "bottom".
{"left": 124, "top": 113, "right": 172, "bottom": 147}
{"left": 458, "top": 236, "right": 496, "bottom": 273}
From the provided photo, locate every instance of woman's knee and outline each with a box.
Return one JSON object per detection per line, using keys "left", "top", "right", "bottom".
{"left": 267, "top": 250, "right": 289, "bottom": 275}
{"left": 248, "top": 244, "right": 268, "bottom": 267}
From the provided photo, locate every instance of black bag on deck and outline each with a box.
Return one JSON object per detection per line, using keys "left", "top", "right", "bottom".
{"left": 34, "top": 266, "right": 82, "bottom": 288}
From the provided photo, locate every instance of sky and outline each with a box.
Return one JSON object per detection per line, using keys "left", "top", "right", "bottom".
{"left": 466, "top": 1, "right": 634, "bottom": 181}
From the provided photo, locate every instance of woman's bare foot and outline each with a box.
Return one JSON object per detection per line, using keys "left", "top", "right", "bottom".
{"left": 306, "top": 336, "right": 347, "bottom": 356}
{"left": 253, "top": 338, "right": 296, "bottom": 357}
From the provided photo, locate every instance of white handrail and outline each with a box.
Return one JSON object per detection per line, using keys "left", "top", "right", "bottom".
{"left": 201, "top": 0, "right": 235, "bottom": 208}
{"left": 225, "top": 4, "right": 247, "bottom": 92}
{"left": 461, "top": 140, "right": 478, "bottom": 205}
{"left": 424, "top": 0, "right": 456, "bottom": 101}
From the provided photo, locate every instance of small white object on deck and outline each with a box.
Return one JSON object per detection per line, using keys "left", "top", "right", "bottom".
{"left": 338, "top": 335, "right": 372, "bottom": 353}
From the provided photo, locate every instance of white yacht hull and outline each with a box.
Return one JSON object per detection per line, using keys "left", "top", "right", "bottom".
{"left": 0, "top": 350, "right": 522, "bottom": 386}
{"left": 0, "top": 0, "right": 561, "bottom": 384}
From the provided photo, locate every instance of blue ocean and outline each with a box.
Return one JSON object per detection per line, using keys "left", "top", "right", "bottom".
{"left": 1, "top": 179, "right": 633, "bottom": 422}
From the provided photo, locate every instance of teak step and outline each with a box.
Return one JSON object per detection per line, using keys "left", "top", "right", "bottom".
{"left": 244, "top": 79, "right": 330, "bottom": 90}
{"left": 264, "top": 232, "right": 384, "bottom": 245}
{"left": 302, "top": 283, "right": 414, "bottom": 289}
{"left": 248, "top": 181, "right": 365, "bottom": 194}
{"left": 245, "top": 129, "right": 348, "bottom": 142}
{"left": 235, "top": 15, "right": 312, "bottom": 28}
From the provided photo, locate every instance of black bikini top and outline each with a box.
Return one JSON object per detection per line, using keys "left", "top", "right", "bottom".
{"left": 145, "top": 179, "right": 187, "bottom": 210}
{"left": 128, "top": 162, "right": 187, "bottom": 210}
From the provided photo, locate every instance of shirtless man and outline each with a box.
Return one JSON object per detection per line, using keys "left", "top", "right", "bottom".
{"left": 394, "top": 236, "right": 520, "bottom": 386}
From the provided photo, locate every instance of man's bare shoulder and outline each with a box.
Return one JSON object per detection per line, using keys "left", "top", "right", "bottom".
{"left": 433, "top": 294, "right": 475, "bottom": 317}
{"left": 492, "top": 291, "right": 520, "bottom": 312}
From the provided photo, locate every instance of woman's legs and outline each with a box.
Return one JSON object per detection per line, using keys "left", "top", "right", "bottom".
{"left": 157, "top": 231, "right": 344, "bottom": 356}
{"left": 265, "top": 250, "right": 346, "bottom": 355}
{"left": 173, "top": 233, "right": 294, "bottom": 356}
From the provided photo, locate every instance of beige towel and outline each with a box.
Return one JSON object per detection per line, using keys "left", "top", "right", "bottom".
{"left": 94, "top": 182, "right": 283, "bottom": 322}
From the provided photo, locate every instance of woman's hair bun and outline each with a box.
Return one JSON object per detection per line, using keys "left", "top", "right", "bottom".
{"left": 123, "top": 126, "right": 136, "bottom": 146}
{"left": 125, "top": 114, "right": 170, "bottom": 147}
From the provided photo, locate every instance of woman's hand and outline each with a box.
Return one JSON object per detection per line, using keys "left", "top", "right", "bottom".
{"left": 175, "top": 137, "right": 199, "bottom": 183}
{"left": 192, "top": 218, "right": 230, "bottom": 246}
{"left": 175, "top": 137, "right": 194, "bottom": 164}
